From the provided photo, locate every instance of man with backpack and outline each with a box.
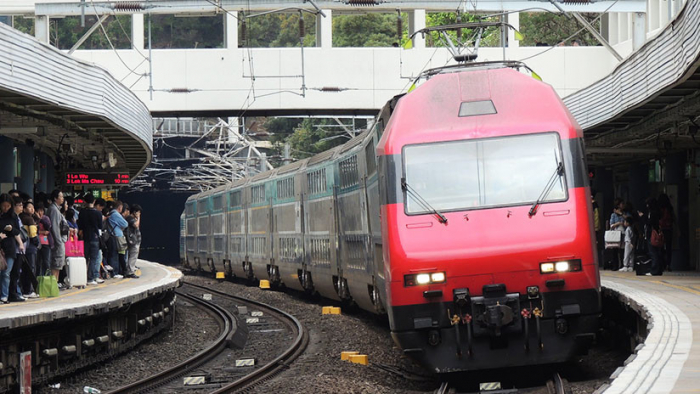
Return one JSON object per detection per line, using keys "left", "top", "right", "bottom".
{"left": 78, "top": 194, "right": 104, "bottom": 285}
{"left": 125, "top": 204, "right": 142, "bottom": 279}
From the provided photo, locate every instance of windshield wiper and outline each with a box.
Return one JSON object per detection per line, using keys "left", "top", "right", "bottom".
{"left": 528, "top": 162, "right": 564, "bottom": 217}
{"left": 401, "top": 178, "right": 448, "bottom": 224}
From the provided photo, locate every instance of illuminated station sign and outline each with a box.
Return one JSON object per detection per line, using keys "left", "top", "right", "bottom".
{"left": 65, "top": 172, "right": 130, "bottom": 186}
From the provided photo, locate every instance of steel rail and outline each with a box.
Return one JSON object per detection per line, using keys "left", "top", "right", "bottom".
{"left": 106, "top": 291, "right": 235, "bottom": 394}
{"left": 182, "top": 281, "right": 308, "bottom": 394}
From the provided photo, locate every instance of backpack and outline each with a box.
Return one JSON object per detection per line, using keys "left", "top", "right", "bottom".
{"left": 651, "top": 228, "right": 665, "bottom": 248}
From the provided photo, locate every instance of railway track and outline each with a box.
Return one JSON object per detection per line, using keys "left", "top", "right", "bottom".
{"left": 107, "top": 282, "right": 308, "bottom": 393}
{"left": 433, "top": 373, "right": 571, "bottom": 394}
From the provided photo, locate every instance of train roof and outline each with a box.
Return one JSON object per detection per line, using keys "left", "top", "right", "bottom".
{"left": 378, "top": 67, "right": 581, "bottom": 155}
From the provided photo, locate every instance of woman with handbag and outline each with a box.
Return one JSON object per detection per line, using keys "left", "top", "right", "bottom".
{"left": 0, "top": 194, "right": 25, "bottom": 304}
{"left": 19, "top": 201, "right": 40, "bottom": 298}
{"left": 35, "top": 202, "right": 53, "bottom": 278}
{"left": 640, "top": 197, "right": 664, "bottom": 276}
{"left": 106, "top": 201, "right": 129, "bottom": 279}
{"left": 605, "top": 199, "right": 625, "bottom": 270}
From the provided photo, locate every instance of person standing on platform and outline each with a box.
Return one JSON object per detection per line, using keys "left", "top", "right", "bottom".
{"left": 0, "top": 194, "right": 24, "bottom": 304}
{"left": 591, "top": 193, "right": 603, "bottom": 267}
{"left": 107, "top": 201, "right": 128, "bottom": 279}
{"left": 47, "top": 190, "right": 68, "bottom": 283}
{"left": 78, "top": 194, "right": 104, "bottom": 285}
{"left": 35, "top": 202, "right": 52, "bottom": 277}
{"left": 125, "top": 204, "right": 142, "bottom": 279}
{"left": 640, "top": 198, "right": 664, "bottom": 276}
{"left": 619, "top": 216, "right": 636, "bottom": 272}
{"left": 20, "top": 201, "right": 39, "bottom": 298}
{"left": 8, "top": 197, "right": 27, "bottom": 302}
{"left": 657, "top": 193, "right": 675, "bottom": 271}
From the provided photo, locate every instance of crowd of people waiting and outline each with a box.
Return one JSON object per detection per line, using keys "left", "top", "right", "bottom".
{"left": 592, "top": 192, "right": 675, "bottom": 276}
{"left": 0, "top": 189, "right": 143, "bottom": 303}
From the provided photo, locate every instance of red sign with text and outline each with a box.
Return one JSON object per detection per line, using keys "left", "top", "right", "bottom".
{"left": 65, "top": 172, "right": 130, "bottom": 186}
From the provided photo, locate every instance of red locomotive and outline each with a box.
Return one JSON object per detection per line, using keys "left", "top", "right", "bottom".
{"left": 377, "top": 64, "right": 600, "bottom": 372}
{"left": 182, "top": 62, "right": 600, "bottom": 374}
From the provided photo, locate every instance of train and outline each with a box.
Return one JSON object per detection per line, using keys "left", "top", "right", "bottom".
{"left": 180, "top": 62, "right": 601, "bottom": 373}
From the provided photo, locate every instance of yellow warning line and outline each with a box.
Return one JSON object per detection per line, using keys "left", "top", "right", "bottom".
{"left": 0, "top": 279, "right": 132, "bottom": 308}
{"left": 650, "top": 281, "right": 700, "bottom": 297}
{"left": 604, "top": 272, "right": 700, "bottom": 296}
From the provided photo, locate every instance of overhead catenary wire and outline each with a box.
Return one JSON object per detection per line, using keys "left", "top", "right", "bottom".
{"left": 517, "top": 0, "right": 620, "bottom": 62}
{"left": 89, "top": 0, "right": 148, "bottom": 78}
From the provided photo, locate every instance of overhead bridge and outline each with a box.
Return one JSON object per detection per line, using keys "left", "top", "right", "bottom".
{"left": 0, "top": 0, "right": 666, "bottom": 117}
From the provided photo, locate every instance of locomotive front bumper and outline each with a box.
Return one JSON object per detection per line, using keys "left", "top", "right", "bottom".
{"left": 389, "top": 288, "right": 600, "bottom": 373}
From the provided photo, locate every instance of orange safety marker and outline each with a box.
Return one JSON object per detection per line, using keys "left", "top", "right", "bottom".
{"left": 259, "top": 280, "right": 270, "bottom": 289}
{"left": 341, "top": 351, "right": 359, "bottom": 361}
{"left": 348, "top": 354, "right": 368, "bottom": 365}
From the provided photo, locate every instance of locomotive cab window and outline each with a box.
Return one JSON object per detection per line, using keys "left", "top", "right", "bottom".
{"left": 403, "top": 133, "right": 566, "bottom": 214}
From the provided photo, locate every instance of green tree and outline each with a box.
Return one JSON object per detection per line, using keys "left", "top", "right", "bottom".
{"left": 519, "top": 12, "right": 600, "bottom": 46}
{"left": 425, "top": 12, "right": 501, "bottom": 48}
{"left": 11, "top": 16, "right": 34, "bottom": 36}
{"left": 242, "top": 13, "right": 316, "bottom": 48}
{"left": 333, "top": 13, "right": 407, "bottom": 47}
{"left": 146, "top": 14, "right": 224, "bottom": 49}
{"left": 52, "top": 15, "right": 132, "bottom": 50}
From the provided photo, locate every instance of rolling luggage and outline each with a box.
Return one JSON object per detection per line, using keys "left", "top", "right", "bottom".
{"left": 66, "top": 257, "right": 87, "bottom": 289}
{"left": 635, "top": 255, "right": 652, "bottom": 276}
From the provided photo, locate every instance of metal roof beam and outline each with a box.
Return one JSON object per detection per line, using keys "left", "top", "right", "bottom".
{"left": 28, "top": 0, "right": 646, "bottom": 16}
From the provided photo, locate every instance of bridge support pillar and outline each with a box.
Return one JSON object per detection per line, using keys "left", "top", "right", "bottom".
{"left": 225, "top": 10, "right": 238, "bottom": 49}
{"left": 34, "top": 15, "right": 49, "bottom": 43}
{"left": 632, "top": 12, "right": 646, "bottom": 51}
{"left": 507, "top": 12, "right": 519, "bottom": 49}
{"left": 316, "top": 10, "right": 332, "bottom": 49}
{"left": 408, "top": 10, "right": 425, "bottom": 49}
{"left": 132, "top": 13, "right": 144, "bottom": 50}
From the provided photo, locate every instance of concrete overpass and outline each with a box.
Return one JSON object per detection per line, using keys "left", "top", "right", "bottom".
{"left": 0, "top": 0, "right": 678, "bottom": 117}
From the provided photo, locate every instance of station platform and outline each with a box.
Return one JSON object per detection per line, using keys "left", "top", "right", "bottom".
{"left": 601, "top": 271, "right": 700, "bottom": 394}
{"left": 0, "top": 260, "right": 182, "bottom": 330}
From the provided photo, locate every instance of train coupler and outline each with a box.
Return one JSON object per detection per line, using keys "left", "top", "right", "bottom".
{"left": 533, "top": 307, "right": 544, "bottom": 350}
{"left": 450, "top": 313, "right": 462, "bottom": 358}
{"left": 521, "top": 308, "right": 531, "bottom": 351}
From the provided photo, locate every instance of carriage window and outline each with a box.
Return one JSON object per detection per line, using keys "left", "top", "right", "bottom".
{"left": 403, "top": 133, "right": 566, "bottom": 214}
{"left": 212, "top": 195, "right": 223, "bottom": 211}
{"left": 374, "top": 118, "right": 384, "bottom": 139}
{"left": 307, "top": 168, "right": 327, "bottom": 195}
{"left": 251, "top": 185, "right": 266, "bottom": 204}
{"left": 339, "top": 155, "right": 359, "bottom": 189}
{"left": 186, "top": 202, "right": 195, "bottom": 216}
{"left": 365, "top": 142, "right": 376, "bottom": 175}
{"left": 277, "top": 177, "right": 295, "bottom": 199}
{"left": 197, "top": 200, "right": 208, "bottom": 214}
{"left": 229, "top": 190, "right": 241, "bottom": 208}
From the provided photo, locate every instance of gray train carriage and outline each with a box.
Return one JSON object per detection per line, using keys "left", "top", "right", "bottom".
{"left": 181, "top": 106, "right": 392, "bottom": 313}
{"left": 246, "top": 172, "right": 275, "bottom": 280}
{"left": 226, "top": 179, "right": 248, "bottom": 279}
{"left": 194, "top": 190, "right": 214, "bottom": 271}
{"left": 334, "top": 132, "right": 382, "bottom": 312}
{"left": 208, "top": 185, "right": 229, "bottom": 273}
{"left": 183, "top": 197, "right": 198, "bottom": 269}
{"left": 179, "top": 212, "right": 187, "bottom": 267}
{"left": 304, "top": 148, "right": 343, "bottom": 300}
{"left": 271, "top": 160, "right": 308, "bottom": 292}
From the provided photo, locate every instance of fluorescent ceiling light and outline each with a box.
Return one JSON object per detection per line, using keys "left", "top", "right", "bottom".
{"left": 0, "top": 127, "right": 39, "bottom": 134}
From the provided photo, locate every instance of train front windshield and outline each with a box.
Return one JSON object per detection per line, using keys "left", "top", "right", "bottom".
{"left": 403, "top": 132, "right": 567, "bottom": 214}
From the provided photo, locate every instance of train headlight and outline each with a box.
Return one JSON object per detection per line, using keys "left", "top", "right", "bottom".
{"left": 431, "top": 272, "right": 445, "bottom": 283}
{"left": 416, "top": 274, "right": 431, "bottom": 285}
{"left": 540, "top": 259, "right": 582, "bottom": 274}
{"left": 404, "top": 272, "right": 447, "bottom": 287}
